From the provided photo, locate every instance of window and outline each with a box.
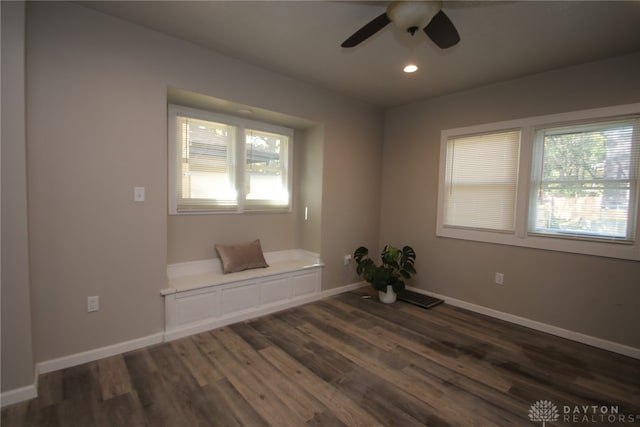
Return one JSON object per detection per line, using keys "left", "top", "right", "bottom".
{"left": 437, "top": 104, "right": 640, "bottom": 260}
{"left": 244, "top": 128, "right": 290, "bottom": 208}
{"left": 530, "top": 120, "right": 638, "bottom": 241}
{"left": 443, "top": 130, "right": 520, "bottom": 232}
{"left": 168, "top": 105, "right": 292, "bottom": 214}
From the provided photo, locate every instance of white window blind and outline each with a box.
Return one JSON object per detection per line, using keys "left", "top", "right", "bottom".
{"left": 443, "top": 130, "right": 521, "bottom": 231}
{"left": 530, "top": 118, "right": 640, "bottom": 241}
{"left": 174, "top": 115, "right": 238, "bottom": 212}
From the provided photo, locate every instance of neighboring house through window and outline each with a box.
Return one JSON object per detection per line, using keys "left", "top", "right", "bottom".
{"left": 168, "top": 104, "right": 292, "bottom": 214}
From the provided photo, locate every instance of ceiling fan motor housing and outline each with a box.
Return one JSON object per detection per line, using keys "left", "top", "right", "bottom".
{"left": 387, "top": 1, "right": 442, "bottom": 35}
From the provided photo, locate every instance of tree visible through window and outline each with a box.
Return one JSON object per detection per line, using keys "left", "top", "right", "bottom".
{"left": 245, "top": 128, "right": 289, "bottom": 206}
{"left": 437, "top": 105, "right": 640, "bottom": 260}
{"left": 532, "top": 121, "right": 637, "bottom": 240}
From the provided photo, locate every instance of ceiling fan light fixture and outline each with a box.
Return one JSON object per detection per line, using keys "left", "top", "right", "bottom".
{"left": 387, "top": 1, "right": 441, "bottom": 35}
{"left": 340, "top": 0, "right": 458, "bottom": 49}
{"left": 403, "top": 64, "right": 418, "bottom": 73}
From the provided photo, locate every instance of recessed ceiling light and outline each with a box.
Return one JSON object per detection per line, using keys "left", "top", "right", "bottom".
{"left": 403, "top": 64, "right": 418, "bottom": 73}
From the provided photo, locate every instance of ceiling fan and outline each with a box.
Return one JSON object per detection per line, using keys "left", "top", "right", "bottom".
{"left": 341, "top": 0, "right": 460, "bottom": 49}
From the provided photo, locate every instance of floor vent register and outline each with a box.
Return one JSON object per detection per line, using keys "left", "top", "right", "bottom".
{"left": 398, "top": 290, "right": 444, "bottom": 309}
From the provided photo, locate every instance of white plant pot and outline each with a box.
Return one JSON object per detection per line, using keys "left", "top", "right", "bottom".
{"left": 378, "top": 285, "right": 397, "bottom": 304}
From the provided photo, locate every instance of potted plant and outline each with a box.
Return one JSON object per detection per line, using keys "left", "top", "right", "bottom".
{"left": 353, "top": 245, "right": 416, "bottom": 303}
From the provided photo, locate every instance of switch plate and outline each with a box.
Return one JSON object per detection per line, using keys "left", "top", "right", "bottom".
{"left": 495, "top": 272, "right": 504, "bottom": 285}
{"left": 88, "top": 295, "right": 99, "bottom": 312}
{"left": 134, "top": 187, "right": 145, "bottom": 202}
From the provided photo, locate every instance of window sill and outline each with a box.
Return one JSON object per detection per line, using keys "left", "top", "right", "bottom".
{"left": 436, "top": 227, "right": 640, "bottom": 261}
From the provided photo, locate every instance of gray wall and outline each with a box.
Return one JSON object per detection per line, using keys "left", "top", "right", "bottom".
{"left": 380, "top": 51, "right": 640, "bottom": 348}
{"left": 8, "top": 0, "right": 638, "bottom": 398}
{"left": 1, "top": 1, "right": 36, "bottom": 394}
{"left": 24, "top": 1, "right": 382, "bottom": 366}
{"left": 296, "top": 126, "right": 324, "bottom": 254}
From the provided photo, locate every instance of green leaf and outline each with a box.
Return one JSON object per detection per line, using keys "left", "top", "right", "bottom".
{"left": 352, "top": 244, "right": 417, "bottom": 294}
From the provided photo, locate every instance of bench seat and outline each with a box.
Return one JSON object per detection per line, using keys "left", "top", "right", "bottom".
{"left": 161, "top": 249, "right": 324, "bottom": 341}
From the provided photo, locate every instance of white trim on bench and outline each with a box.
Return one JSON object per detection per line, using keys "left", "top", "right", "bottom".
{"left": 162, "top": 249, "right": 326, "bottom": 342}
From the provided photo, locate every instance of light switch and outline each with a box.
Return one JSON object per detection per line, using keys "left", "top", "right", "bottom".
{"left": 88, "top": 296, "right": 99, "bottom": 312}
{"left": 134, "top": 187, "right": 145, "bottom": 202}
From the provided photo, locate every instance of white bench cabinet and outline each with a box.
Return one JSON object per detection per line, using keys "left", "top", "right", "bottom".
{"left": 161, "top": 249, "right": 323, "bottom": 341}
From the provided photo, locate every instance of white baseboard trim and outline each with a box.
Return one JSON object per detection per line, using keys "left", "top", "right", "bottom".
{"left": 407, "top": 286, "right": 640, "bottom": 360}
{"left": 37, "top": 332, "right": 165, "bottom": 374}
{"left": 321, "top": 281, "right": 368, "bottom": 297}
{"left": 0, "top": 376, "right": 38, "bottom": 408}
{"left": 31, "top": 282, "right": 365, "bottom": 375}
{"left": 7, "top": 282, "right": 634, "bottom": 408}
{"left": 3, "top": 333, "right": 164, "bottom": 407}
{"left": 163, "top": 281, "right": 367, "bottom": 342}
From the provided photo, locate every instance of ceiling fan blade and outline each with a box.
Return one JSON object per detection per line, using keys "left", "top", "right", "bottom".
{"left": 341, "top": 12, "right": 391, "bottom": 48}
{"left": 424, "top": 10, "right": 460, "bottom": 49}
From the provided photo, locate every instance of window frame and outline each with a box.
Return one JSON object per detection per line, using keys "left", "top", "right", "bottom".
{"left": 442, "top": 128, "right": 522, "bottom": 233}
{"left": 436, "top": 103, "right": 640, "bottom": 261}
{"left": 168, "top": 104, "right": 293, "bottom": 215}
{"left": 529, "top": 118, "right": 639, "bottom": 242}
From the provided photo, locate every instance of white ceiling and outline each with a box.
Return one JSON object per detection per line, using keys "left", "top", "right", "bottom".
{"left": 81, "top": 1, "right": 640, "bottom": 108}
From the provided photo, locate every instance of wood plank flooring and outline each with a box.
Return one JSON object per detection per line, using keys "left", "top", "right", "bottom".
{"left": 3, "top": 289, "right": 640, "bottom": 426}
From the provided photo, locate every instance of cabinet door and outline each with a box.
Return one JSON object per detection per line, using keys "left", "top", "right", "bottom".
{"left": 221, "top": 283, "right": 260, "bottom": 315}
{"left": 261, "top": 275, "right": 291, "bottom": 305}
{"left": 175, "top": 289, "right": 219, "bottom": 326}
{"left": 292, "top": 270, "right": 319, "bottom": 297}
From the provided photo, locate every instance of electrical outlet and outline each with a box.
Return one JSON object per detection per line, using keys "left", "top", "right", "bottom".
{"left": 344, "top": 254, "right": 352, "bottom": 265}
{"left": 88, "top": 296, "right": 99, "bottom": 312}
{"left": 495, "top": 272, "right": 504, "bottom": 285}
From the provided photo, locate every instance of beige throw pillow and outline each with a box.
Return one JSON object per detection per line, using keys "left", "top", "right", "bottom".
{"left": 215, "top": 239, "right": 269, "bottom": 274}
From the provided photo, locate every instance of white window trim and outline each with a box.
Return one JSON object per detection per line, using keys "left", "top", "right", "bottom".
{"left": 168, "top": 104, "right": 294, "bottom": 215}
{"left": 436, "top": 103, "right": 640, "bottom": 261}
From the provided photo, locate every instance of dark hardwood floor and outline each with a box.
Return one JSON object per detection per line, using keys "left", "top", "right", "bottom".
{"left": 3, "top": 289, "right": 639, "bottom": 426}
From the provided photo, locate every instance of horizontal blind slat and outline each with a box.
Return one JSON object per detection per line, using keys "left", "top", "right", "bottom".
{"left": 444, "top": 130, "right": 520, "bottom": 231}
